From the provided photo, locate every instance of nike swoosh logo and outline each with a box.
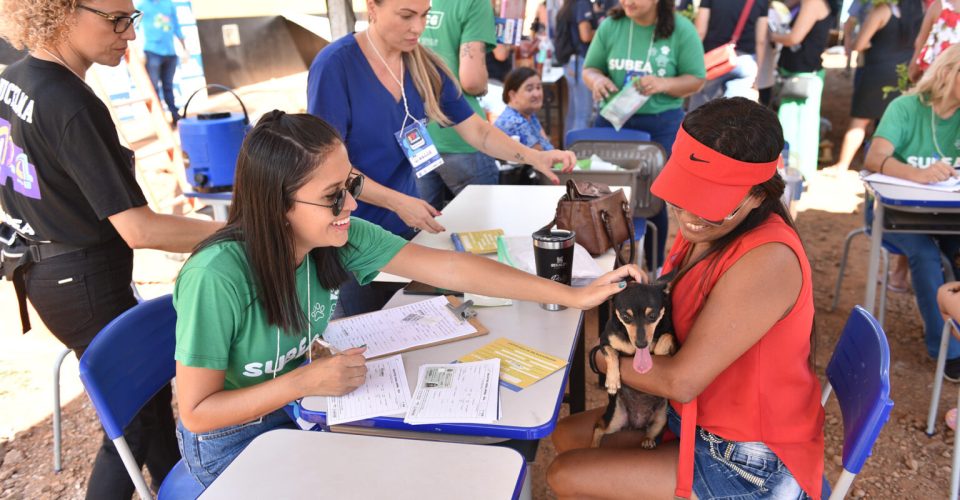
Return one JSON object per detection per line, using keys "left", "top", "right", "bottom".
{"left": 689, "top": 153, "right": 709, "bottom": 163}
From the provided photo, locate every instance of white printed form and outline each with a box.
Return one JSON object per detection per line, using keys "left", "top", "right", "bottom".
{"left": 326, "top": 355, "right": 410, "bottom": 426}
{"left": 322, "top": 296, "right": 480, "bottom": 359}
{"left": 404, "top": 359, "right": 501, "bottom": 425}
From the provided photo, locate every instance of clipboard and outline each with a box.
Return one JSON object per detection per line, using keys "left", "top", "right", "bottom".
{"left": 322, "top": 295, "right": 489, "bottom": 360}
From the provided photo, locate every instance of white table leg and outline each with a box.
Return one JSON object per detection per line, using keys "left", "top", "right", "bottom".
{"left": 518, "top": 463, "right": 532, "bottom": 500}
{"left": 864, "top": 200, "right": 884, "bottom": 315}
{"left": 929, "top": 322, "right": 952, "bottom": 435}
{"left": 952, "top": 381, "right": 960, "bottom": 500}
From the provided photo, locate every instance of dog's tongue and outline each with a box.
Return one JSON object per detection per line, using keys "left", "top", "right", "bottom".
{"left": 633, "top": 347, "right": 653, "bottom": 374}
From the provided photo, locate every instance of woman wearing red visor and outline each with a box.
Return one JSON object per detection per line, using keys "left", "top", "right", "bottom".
{"left": 548, "top": 97, "right": 823, "bottom": 500}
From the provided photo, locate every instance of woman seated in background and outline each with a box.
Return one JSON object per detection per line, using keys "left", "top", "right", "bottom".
{"left": 173, "top": 111, "right": 640, "bottom": 491}
{"left": 548, "top": 97, "right": 823, "bottom": 500}
{"left": 863, "top": 43, "right": 960, "bottom": 380}
{"left": 494, "top": 67, "right": 554, "bottom": 151}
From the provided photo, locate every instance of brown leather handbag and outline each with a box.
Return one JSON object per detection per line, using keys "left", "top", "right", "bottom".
{"left": 543, "top": 180, "right": 635, "bottom": 267}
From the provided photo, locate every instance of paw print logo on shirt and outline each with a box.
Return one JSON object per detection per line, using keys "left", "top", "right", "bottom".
{"left": 660, "top": 46, "right": 671, "bottom": 56}
{"left": 311, "top": 303, "right": 325, "bottom": 322}
{"left": 657, "top": 69, "right": 667, "bottom": 77}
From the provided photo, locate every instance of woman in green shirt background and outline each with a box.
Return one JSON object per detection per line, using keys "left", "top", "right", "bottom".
{"left": 581, "top": 0, "right": 706, "bottom": 272}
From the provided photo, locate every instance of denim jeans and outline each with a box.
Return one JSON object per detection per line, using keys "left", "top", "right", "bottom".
{"left": 24, "top": 238, "right": 180, "bottom": 500}
{"left": 866, "top": 202, "right": 960, "bottom": 359}
{"left": 416, "top": 152, "right": 499, "bottom": 210}
{"left": 564, "top": 55, "right": 594, "bottom": 135}
{"left": 688, "top": 53, "right": 760, "bottom": 111}
{"left": 595, "top": 108, "right": 684, "bottom": 269}
{"left": 176, "top": 409, "right": 297, "bottom": 489}
{"left": 778, "top": 70, "right": 825, "bottom": 180}
{"left": 145, "top": 51, "right": 180, "bottom": 124}
{"left": 666, "top": 406, "right": 811, "bottom": 499}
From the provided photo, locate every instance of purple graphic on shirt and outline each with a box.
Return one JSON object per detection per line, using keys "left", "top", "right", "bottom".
{"left": 0, "top": 118, "right": 41, "bottom": 200}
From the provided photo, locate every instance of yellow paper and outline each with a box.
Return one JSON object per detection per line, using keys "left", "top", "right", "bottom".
{"left": 455, "top": 229, "right": 504, "bottom": 254}
{"left": 458, "top": 338, "right": 568, "bottom": 390}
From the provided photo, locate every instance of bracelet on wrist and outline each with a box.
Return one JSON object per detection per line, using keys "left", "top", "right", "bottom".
{"left": 880, "top": 155, "right": 893, "bottom": 175}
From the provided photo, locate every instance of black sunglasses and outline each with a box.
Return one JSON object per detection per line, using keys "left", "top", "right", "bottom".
{"left": 77, "top": 5, "right": 142, "bottom": 34}
{"left": 294, "top": 173, "right": 364, "bottom": 216}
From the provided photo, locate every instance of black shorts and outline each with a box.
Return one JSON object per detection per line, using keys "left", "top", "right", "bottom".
{"left": 24, "top": 238, "right": 137, "bottom": 356}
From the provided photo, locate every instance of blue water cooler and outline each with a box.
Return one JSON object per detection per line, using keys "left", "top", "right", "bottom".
{"left": 179, "top": 85, "right": 251, "bottom": 192}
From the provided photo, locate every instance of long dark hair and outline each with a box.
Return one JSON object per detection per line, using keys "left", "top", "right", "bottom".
{"left": 609, "top": 0, "right": 675, "bottom": 40}
{"left": 193, "top": 111, "right": 350, "bottom": 335}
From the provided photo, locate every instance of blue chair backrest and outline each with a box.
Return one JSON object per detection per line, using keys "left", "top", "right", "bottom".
{"left": 826, "top": 305, "right": 894, "bottom": 474}
{"left": 564, "top": 127, "right": 651, "bottom": 147}
{"left": 79, "top": 295, "right": 176, "bottom": 440}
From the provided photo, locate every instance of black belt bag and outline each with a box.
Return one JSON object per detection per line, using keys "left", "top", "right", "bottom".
{"left": 1, "top": 226, "right": 84, "bottom": 333}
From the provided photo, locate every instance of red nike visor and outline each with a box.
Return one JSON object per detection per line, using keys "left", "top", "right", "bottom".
{"left": 651, "top": 125, "right": 781, "bottom": 221}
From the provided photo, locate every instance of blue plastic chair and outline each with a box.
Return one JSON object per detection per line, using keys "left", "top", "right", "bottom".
{"left": 78, "top": 295, "right": 203, "bottom": 500}
{"left": 820, "top": 306, "right": 894, "bottom": 500}
{"left": 563, "top": 127, "right": 651, "bottom": 148}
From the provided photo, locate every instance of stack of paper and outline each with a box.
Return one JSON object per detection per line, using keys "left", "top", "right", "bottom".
{"left": 326, "top": 355, "right": 411, "bottom": 426}
{"left": 404, "top": 359, "right": 501, "bottom": 425}
{"left": 322, "top": 296, "right": 483, "bottom": 359}
{"left": 458, "top": 338, "right": 568, "bottom": 391}
{"left": 863, "top": 172, "right": 960, "bottom": 192}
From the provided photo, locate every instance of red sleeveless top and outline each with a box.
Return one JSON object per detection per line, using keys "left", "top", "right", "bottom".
{"left": 662, "top": 214, "right": 824, "bottom": 499}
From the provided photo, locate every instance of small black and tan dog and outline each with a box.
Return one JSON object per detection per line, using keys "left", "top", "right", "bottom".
{"left": 591, "top": 274, "right": 677, "bottom": 448}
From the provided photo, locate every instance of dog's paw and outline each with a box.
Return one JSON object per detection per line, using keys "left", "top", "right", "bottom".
{"left": 604, "top": 377, "right": 621, "bottom": 394}
{"left": 653, "top": 334, "right": 677, "bottom": 356}
{"left": 641, "top": 438, "right": 658, "bottom": 450}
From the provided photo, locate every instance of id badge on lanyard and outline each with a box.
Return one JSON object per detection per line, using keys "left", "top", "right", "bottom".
{"left": 395, "top": 119, "right": 444, "bottom": 178}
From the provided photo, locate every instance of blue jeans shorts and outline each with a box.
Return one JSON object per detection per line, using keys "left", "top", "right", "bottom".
{"left": 176, "top": 408, "right": 297, "bottom": 488}
{"left": 666, "top": 405, "right": 810, "bottom": 499}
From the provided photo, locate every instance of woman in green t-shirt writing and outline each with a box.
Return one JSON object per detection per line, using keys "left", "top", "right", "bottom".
{"left": 863, "top": 45, "right": 960, "bottom": 381}
{"left": 581, "top": 0, "right": 706, "bottom": 272}
{"left": 172, "top": 111, "right": 643, "bottom": 491}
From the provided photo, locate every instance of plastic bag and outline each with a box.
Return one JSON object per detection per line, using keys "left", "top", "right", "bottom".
{"left": 599, "top": 77, "right": 649, "bottom": 131}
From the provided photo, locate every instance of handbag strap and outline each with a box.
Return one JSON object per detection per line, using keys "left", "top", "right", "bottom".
{"left": 600, "top": 200, "right": 636, "bottom": 270}
{"left": 730, "top": 0, "right": 756, "bottom": 45}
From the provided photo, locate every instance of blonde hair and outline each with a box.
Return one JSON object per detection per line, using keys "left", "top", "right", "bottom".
{"left": 911, "top": 43, "right": 960, "bottom": 110}
{"left": 0, "top": 0, "right": 77, "bottom": 50}
{"left": 402, "top": 45, "right": 459, "bottom": 127}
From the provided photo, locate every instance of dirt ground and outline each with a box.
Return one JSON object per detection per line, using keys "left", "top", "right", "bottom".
{"left": 1, "top": 55, "right": 958, "bottom": 499}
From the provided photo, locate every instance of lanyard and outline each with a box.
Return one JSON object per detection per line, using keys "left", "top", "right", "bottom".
{"left": 365, "top": 29, "right": 419, "bottom": 131}
{"left": 626, "top": 23, "right": 656, "bottom": 76}
{"left": 932, "top": 108, "right": 948, "bottom": 159}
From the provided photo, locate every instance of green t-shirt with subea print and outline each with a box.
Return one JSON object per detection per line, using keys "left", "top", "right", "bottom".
{"left": 173, "top": 218, "right": 407, "bottom": 391}
{"left": 584, "top": 13, "right": 705, "bottom": 116}
{"left": 874, "top": 94, "right": 960, "bottom": 167}
{"left": 420, "top": 0, "right": 497, "bottom": 153}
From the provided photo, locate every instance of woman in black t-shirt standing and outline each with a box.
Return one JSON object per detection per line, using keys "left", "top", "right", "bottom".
{"left": 689, "top": 0, "right": 770, "bottom": 110}
{"left": 0, "top": 1, "right": 221, "bottom": 498}
{"left": 769, "top": 0, "right": 839, "bottom": 180}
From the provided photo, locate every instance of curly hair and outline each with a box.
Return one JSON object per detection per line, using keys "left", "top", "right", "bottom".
{"left": 0, "top": 0, "right": 78, "bottom": 50}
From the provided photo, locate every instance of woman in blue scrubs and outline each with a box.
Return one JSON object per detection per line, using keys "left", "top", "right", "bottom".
{"left": 308, "top": 0, "right": 576, "bottom": 316}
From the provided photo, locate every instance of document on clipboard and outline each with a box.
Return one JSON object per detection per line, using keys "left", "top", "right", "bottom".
{"left": 321, "top": 296, "right": 489, "bottom": 359}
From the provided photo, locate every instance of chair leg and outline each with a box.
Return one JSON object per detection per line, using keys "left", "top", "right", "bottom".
{"left": 944, "top": 253, "right": 958, "bottom": 282}
{"left": 928, "top": 322, "right": 952, "bottom": 435}
{"left": 820, "top": 382, "right": 833, "bottom": 407}
{"left": 831, "top": 228, "right": 865, "bottom": 312}
{"left": 878, "top": 249, "right": 889, "bottom": 330}
{"left": 53, "top": 347, "right": 72, "bottom": 472}
{"left": 114, "top": 437, "right": 154, "bottom": 500}
{"left": 952, "top": 381, "right": 960, "bottom": 500}
{"left": 829, "top": 469, "right": 856, "bottom": 500}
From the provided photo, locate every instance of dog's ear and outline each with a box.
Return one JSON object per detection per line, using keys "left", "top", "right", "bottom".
{"left": 656, "top": 270, "right": 677, "bottom": 294}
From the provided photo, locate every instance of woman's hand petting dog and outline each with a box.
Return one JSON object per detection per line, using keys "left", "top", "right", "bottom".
{"left": 570, "top": 264, "right": 648, "bottom": 310}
